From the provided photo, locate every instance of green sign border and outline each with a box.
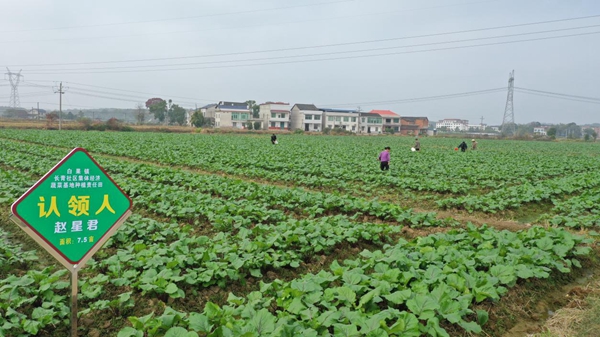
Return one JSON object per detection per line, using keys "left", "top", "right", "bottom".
{"left": 11, "top": 147, "right": 132, "bottom": 265}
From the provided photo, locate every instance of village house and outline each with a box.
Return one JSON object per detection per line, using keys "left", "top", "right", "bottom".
{"left": 400, "top": 117, "right": 429, "bottom": 135}
{"left": 469, "top": 124, "right": 487, "bottom": 131}
{"left": 209, "top": 101, "right": 251, "bottom": 129}
{"left": 371, "top": 110, "right": 401, "bottom": 133}
{"left": 359, "top": 112, "right": 384, "bottom": 134}
{"left": 290, "top": 104, "right": 323, "bottom": 132}
{"left": 322, "top": 108, "right": 360, "bottom": 132}
{"left": 437, "top": 118, "right": 469, "bottom": 131}
{"left": 533, "top": 126, "right": 550, "bottom": 135}
{"left": 201, "top": 104, "right": 218, "bottom": 126}
{"left": 260, "top": 102, "right": 291, "bottom": 130}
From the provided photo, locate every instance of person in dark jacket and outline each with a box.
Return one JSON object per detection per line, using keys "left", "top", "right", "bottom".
{"left": 271, "top": 134, "right": 277, "bottom": 145}
{"left": 414, "top": 138, "right": 421, "bottom": 152}
{"left": 458, "top": 141, "right": 468, "bottom": 152}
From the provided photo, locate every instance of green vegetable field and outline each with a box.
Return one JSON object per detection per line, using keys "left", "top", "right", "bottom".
{"left": 0, "top": 129, "right": 598, "bottom": 337}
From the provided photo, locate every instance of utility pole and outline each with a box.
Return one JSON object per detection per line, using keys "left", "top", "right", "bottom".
{"left": 37, "top": 102, "right": 40, "bottom": 120}
{"left": 480, "top": 116, "right": 484, "bottom": 132}
{"left": 54, "top": 82, "right": 65, "bottom": 130}
{"left": 5, "top": 68, "right": 23, "bottom": 108}
{"left": 501, "top": 70, "right": 515, "bottom": 136}
{"left": 357, "top": 106, "right": 362, "bottom": 134}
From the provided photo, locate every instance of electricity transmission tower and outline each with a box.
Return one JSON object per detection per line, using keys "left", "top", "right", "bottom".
{"left": 5, "top": 68, "right": 23, "bottom": 108}
{"left": 501, "top": 70, "right": 515, "bottom": 135}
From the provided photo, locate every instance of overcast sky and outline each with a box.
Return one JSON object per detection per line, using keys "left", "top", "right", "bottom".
{"left": 0, "top": 0, "right": 598, "bottom": 125}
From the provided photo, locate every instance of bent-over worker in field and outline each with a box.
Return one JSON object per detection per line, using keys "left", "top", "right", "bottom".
{"left": 378, "top": 147, "right": 391, "bottom": 171}
{"left": 458, "top": 141, "right": 468, "bottom": 152}
{"left": 414, "top": 138, "right": 421, "bottom": 152}
{"left": 471, "top": 139, "right": 478, "bottom": 150}
{"left": 271, "top": 134, "right": 277, "bottom": 145}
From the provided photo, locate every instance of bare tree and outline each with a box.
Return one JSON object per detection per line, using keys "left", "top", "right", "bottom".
{"left": 135, "top": 103, "right": 146, "bottom": 125}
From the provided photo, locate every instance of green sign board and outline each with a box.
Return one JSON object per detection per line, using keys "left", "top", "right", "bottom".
{"left": 11, "top": 148, "right": 132, "bottom": 265}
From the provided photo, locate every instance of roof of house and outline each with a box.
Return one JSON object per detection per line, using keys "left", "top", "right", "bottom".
{"left": 293, "top": 104, "right": 319, "bottom": 111}
{"left": 402, "top": 117, "right": 429, "bottom": 122}
{"left": 360, "top": 112, "right": 383, "bottom": 117}
{"left": 200, "top": 104, "right": 217, "bottom": 109}
{"left": 321, "top": 108, "right": 358, "bottom": 113}
{"left": 217, "top": 101, "right": 248, "bottom": 110}
{"left": 371, "top": 110, "right": 399, "bottom": 117}
{"left": 260, "top": 101, "right": 289, "bottom": 106}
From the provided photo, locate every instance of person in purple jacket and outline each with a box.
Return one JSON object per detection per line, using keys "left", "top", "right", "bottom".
{"left": 378, "top": 147, "right": 391, "bottom": 171}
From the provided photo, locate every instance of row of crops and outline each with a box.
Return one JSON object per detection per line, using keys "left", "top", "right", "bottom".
{"left": 1, "top": 129, "right": 599, "bottom": 197}
{"left": 2, "top": 130, "right": 600, "bottom": 221}
{"left": 0, "top": 130, "right": 598, "bottom": 336}
{"left": 1, "top": 207, "right": 593, "bottom": 336}
{"left": 0, "top": 138, "right": 450, "bottom": 228}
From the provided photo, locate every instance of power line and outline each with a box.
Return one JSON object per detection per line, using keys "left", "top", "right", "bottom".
{"left": 19, "top": 101, "right": 95, "bottom": 108}
{"left": 22, "top": 24, "right": 600, "bottom": 73}
{"left": 7, "top": 79, "right": 56, "bottom": 82}
{"left": 68, "top": 86, "right": 199, "bottom": 105}
{"left": 21, "top": 30, "right": 600, "bottom": 75}
{"left": 515, "top": 89, "right": 600, "bottom": 105}
{"left": 0, "top": 0, "right": 352, "bottom": 33}
{"left": 0, "top": 92, "right": 54, "bottom": 99}
{"left": 69, "top": 91, "right": 196, "bottom": 108}
{"left": 13, "top": 79, "right": 215, "bottom": 104}
{"left": 69, "top": 91, "right": 154, "bottom": 104}
{"left": 515, "top": 86, "right": 600, "bottom": 102}
{"left": 20, "top": 82, "right": 54, "bottom": 88}
{"left": 67, "top": 86, "right": 162, "bottom": 101}
{"left": 7, "top": 13, "right": 600, "bottom": 67}
{"left": 320, "top": 88, "right": 506, "bottom": 107}
{"left": 65, "top": 82, "right": 217, "bottom": 103}
{"left": 0, "top": 0, "right": 506, "bottom": 46}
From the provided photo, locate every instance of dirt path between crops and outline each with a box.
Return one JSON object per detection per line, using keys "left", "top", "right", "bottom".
{"left": 501, "top": 259, "right": 600, "bottom": 337}
{"left": 434, "top": 210, "right": 530, "bottom": 231}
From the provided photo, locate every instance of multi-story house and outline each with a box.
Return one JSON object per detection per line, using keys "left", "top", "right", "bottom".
{"left": 199, "top": 104, "right": 218, "bottom": 126}
{"left": 436, "top": 118, "right": 469, "bottom": 131}
{"left": 290, "top": 104, "right": 323, "bottom": 132}
{"left": 533, "top": 126, "right": 550, "bottom": 135}
{"left": 212, "top": 101, "right": 250, "bottom": 129}
{"left": 400, "top": 117, "right": 429, "bottom": 135}
{"left": 371, "top": 110, "right": 401, "bottom": 133}
{"left": 322, "top": 108, "right": 360, "bottom": 132}
{"left": 260, "top": 102, "right": 291, "bottom": 130}
{"left": 469, "top": 124, "right": 487, "bottom": 131}
{"left": 359, "top": 113, "right": 383, "bottom": 134}
{"left": 202, "top": 104, "right": 217, "bottom": 118}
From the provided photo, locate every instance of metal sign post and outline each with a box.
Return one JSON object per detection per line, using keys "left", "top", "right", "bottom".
{"left": 10, "top": 148, "right": 132, "bottom": 336}
{"left": 71, "top": 267, "right": 78, "bottom": 337}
